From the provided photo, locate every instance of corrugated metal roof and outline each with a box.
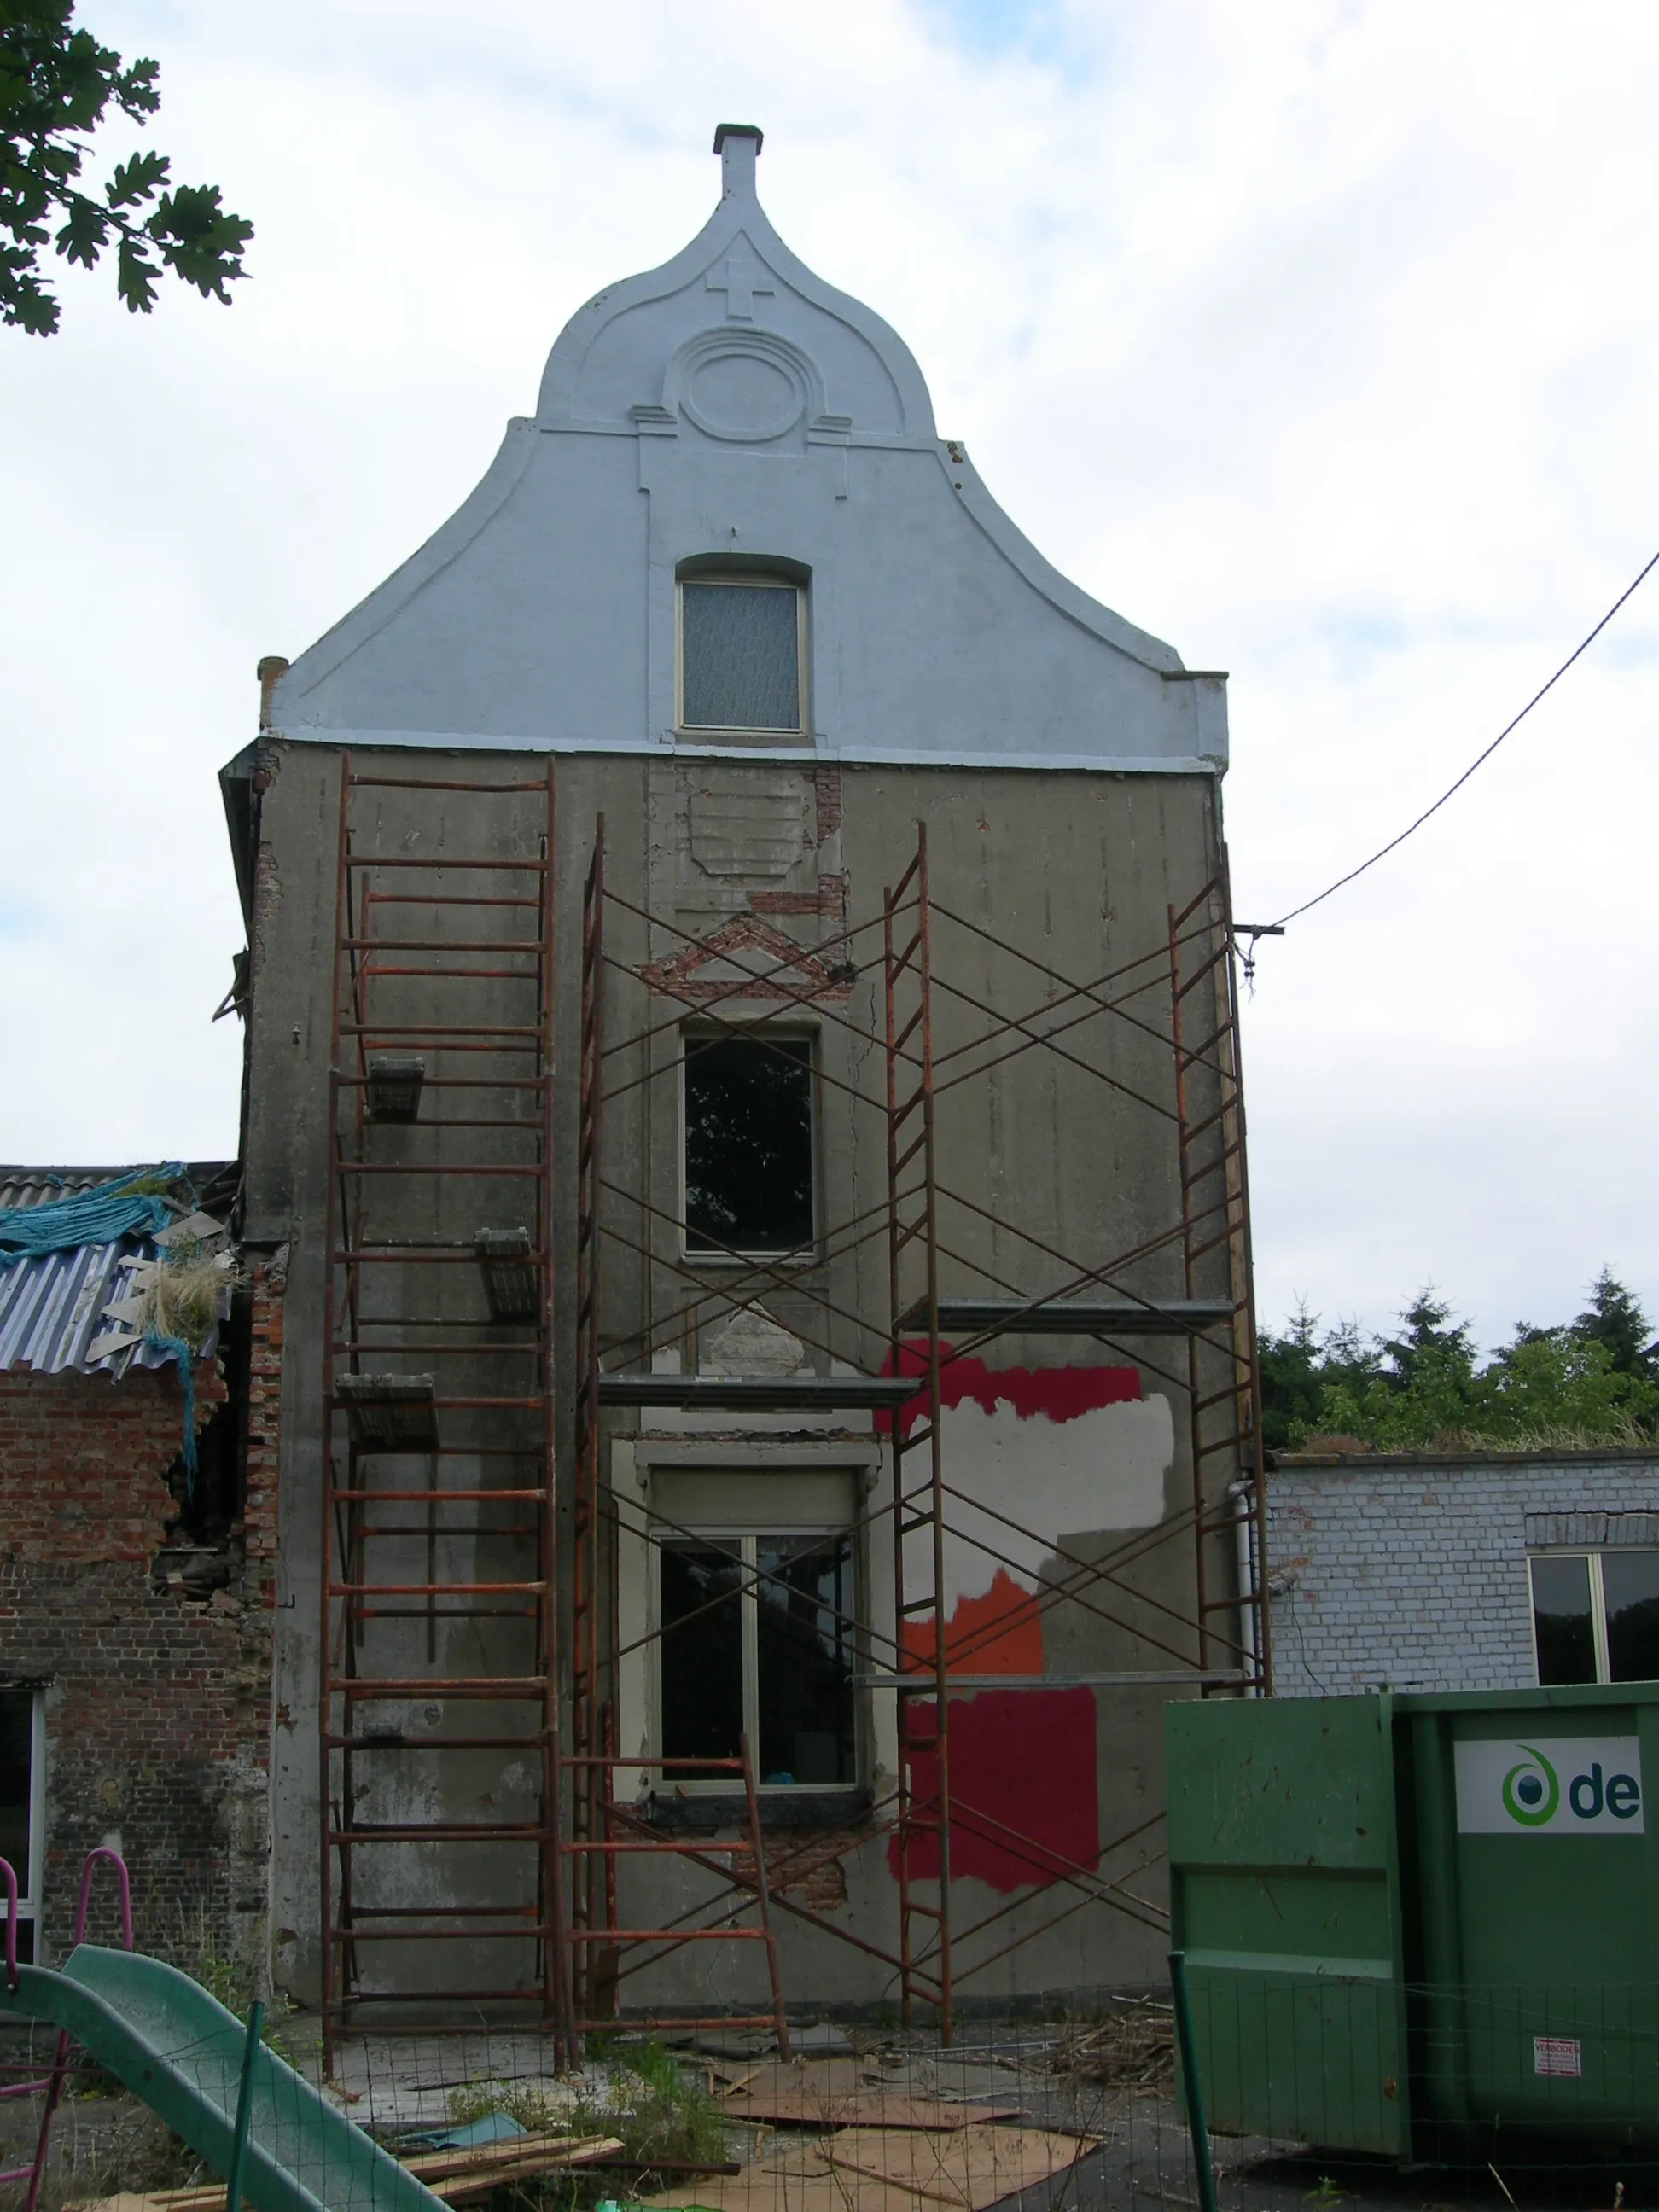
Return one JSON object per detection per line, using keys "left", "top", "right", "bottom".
{"left": 0, "top": 1168, "right": 116, "bottom": 1211}
{"left": 0, "top": 1163, "right": 237, "bottom": 1214}
{"left": 0, "top": 1162, "right": 236, "bottom": 1378}
{"left": 0, "top": 1239, "right": 159, "bottom": 1376}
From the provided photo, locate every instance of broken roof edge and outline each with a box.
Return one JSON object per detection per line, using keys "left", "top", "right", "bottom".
{"left": 0, "top": 1162, "right": 237, "bottom": 1214}
{"left": 0, "top": 1164, "right": 239, "bottom": 1377}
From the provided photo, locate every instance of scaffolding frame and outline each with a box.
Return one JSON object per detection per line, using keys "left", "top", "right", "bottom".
{"left": 568, "top": 811, "right": 1269, "bottom": 2042}
{"left": 319, "top": 759, "right": 573, "bottom": 2069}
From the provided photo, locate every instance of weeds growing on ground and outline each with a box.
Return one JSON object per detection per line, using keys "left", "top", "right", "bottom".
{"left": 448, "top": 2042, "right": 726, "bottom": 2208}
{"left": 445, "top": 2080, "right": 573, "bottom": 2135}
{"left": 173, "top": 1906, "right": 299, "bottom": 2061}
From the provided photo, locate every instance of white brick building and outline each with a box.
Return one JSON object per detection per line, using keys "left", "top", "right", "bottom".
{"left": 1268, "top": 1452, "right": 1659, "bottom": 1697}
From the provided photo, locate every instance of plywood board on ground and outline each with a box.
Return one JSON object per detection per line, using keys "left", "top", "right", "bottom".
{"left": 652, "top": 2145, "right": 914, "bottom": 2212}
{"left": 653, "top": 2124, "right": 1093, "bottom": 2212}
{"left": 719, "top": 2059, "right": 1016, "bottom": 2132}
{"left": 65, "top": 2132, "right": 626, "bottom": 2212}
{"left": 819, "top": 2124, "right": 1093, "bottom": 2206}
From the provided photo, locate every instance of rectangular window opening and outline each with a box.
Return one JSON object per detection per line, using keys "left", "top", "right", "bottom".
{"left": 659, "top": 1528, "right": 857, "bottom": 1790}
{"left": 679, "top": 577, "right": 804, "bottom": 735}
{"left": 0, "top": 1690, "right": 42, "bottom": 1963}
{"left": 1530, "top": 1554, "right": 1596, "bottom": 1685}
{"left": 1530, "top": 1549, "right": 1659, "bottom": 1685}
{"left": 1603, "top": 1551, "right": 1659, "bottom": 1683}
{"left": 684, "top": 1032, "right": 814, "bottom": 1257}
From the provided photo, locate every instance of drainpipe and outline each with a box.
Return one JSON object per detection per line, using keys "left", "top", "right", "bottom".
{"left": 1227, "top": 1480, "right": 1260, "bottom": 1694}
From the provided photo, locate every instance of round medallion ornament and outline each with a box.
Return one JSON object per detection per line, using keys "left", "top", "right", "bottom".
{"left": 667, "top": 329, "right": 822, "bottom": 445}
{"left": 684, "top": 351, "right": 803, "bottom": 441}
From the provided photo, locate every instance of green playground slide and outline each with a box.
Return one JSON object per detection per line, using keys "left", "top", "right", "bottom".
{"left": 0, "top": 1945, "right": 446, "bottom": 2212}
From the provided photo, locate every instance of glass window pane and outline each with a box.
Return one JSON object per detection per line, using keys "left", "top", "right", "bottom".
{"left": 660, "top": 1544, "right": 744, "bottom": 1778}
{"left": 0, "top": 1692, "right": 32, "bottom": 1896}
{"left": 682, "top": 582, "right": 800, "bottom": 731}
{"left": 754, "top": 1534, "right": 856, "bottom": 1787}
{"left": 1531, "top": 1555, "right": 1597, "bottom": 1685}
{"left": 1604, "top": 1551, "right": 1659, "bottom": 1682}
{"left": 684, "top": 1034, "right": 813, "bottom": 1254}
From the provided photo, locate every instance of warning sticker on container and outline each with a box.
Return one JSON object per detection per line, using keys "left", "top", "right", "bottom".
{"left": 1534, "top": 2036, "right": 1582, "bottom": 2078}
{"left": 1454, "top": 1736, "right": 1644, "bottom": 1834}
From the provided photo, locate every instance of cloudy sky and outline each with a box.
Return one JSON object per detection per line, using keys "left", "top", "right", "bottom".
{"left": 3, "top": 0, "right": 1656, "bottom": 1350}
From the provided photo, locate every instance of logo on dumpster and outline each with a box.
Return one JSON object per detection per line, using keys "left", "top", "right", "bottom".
{"left": 1454, "top": 1737, "right": 1644, "bottom": 1834}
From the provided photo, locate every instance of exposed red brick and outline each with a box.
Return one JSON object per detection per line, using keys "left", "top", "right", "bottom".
{"left": 0, "top": 1251, "right": 285, "bottom": 1971}
{"left": 813, "top": 765, "right": 843, "bottom": 845}
{"left": 762, "top": 1825, "right": 875, "bottom": 1912}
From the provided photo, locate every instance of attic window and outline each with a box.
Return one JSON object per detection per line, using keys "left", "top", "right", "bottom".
{"left": 679, "top": 575, "right": 805, "bottom": 736}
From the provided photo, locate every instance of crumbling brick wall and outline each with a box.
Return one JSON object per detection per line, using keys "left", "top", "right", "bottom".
{"left": 0, "top": 1253, "right": 283, "bottom": 1982}
{"left": 1267, "top": 1450, "right": 1659, "bottom": 1697}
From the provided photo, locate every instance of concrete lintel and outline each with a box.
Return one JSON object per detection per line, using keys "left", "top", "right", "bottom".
{"left": 632, "top": 1437, "right": 883, "bottom": 1470}
{"left": 599, "top": 1374, "right": 912, "bottom": 1409}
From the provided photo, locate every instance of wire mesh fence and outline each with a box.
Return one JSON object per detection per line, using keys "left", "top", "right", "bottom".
{"left": 5, "top": 1986, "right": 1659, "bottom": 2212}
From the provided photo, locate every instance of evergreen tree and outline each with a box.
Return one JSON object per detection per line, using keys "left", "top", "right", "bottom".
{"left": 1270, "top": 1272, "right": 1659, "bottom": 1453}
{"left": 1573, "top": 1268, "right": 1657, "bottom": 1380}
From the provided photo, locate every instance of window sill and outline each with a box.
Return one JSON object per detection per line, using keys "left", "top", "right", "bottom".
{"left": 643, "top": 1789, "right": 870, "bottom": 1833}
{"left": 677, "top": 726, "right": 813, "bottom": 749}
{"left": 682, "top": 1249, "right": 824, "bottom": 1272}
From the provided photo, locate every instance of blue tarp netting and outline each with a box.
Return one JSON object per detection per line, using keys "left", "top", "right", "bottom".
{"left": 0, "top": 1165, "right": 189, "bottom": 1266}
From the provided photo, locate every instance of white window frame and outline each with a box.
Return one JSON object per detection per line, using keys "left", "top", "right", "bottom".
{"left": 0, "top": 1689, "right": 45, "bottom": 1953}
{"left": 679, "top": 1024, "right": 819, "bottom": 1266}
{"left": 1528, "top": 1547, "right": 1659, "bottom": 1685}
{"left": 656, "top": 1522, "right": 860, "bottom": 1795}
{"left": 675, "top": 572, "right": 809, "bottom": 739}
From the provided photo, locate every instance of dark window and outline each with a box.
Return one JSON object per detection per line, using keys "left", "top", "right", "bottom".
{"left": 1604, "top": 1551, "right": 1659, "bottom": 1682}
{"left": 1531, "top": 1554, "right": 1596, "bottom": 1685}
{"left": 660, "top": 1544, "right": 745, "bottom": 1777}
{"left": 681, "top": 579, "right": 802, "bottom": 732}
{"left": 755, "top": 1535, "right": 857, "bottom": 1786}
{"left": 0, "top": 1690, "right": 36, "bottom": 1957}
{"left": 684, "top": 1033, "right": 813, "bottom": 1254}
{"left": 660, "top": 1530, "right": 857, "bottom": 1790}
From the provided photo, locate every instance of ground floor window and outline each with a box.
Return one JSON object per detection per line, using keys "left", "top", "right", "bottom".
{"left": 1530, "top": 1550, "right": 1659, "bottom": 1685}
{"left": 660, "top": 1530, "right": 857, "bottom": 1788}
{"left": 0, "top": 1689, "right": 43, "bottom": 1960}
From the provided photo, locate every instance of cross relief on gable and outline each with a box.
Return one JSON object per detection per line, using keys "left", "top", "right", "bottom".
{"left": 707, "top": 253, "right": 776, "bottom": 322}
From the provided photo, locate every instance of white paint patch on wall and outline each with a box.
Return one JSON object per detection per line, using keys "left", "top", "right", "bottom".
{"left": 906, "top": 1395, "right": 1174, "bottom": 1613}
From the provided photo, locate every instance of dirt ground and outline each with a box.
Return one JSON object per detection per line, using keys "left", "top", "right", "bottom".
{"left": 4, "top": 2007, "right": 1657, "bottom": 2212}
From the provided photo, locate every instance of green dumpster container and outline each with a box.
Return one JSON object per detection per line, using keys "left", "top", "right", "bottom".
{"left": 1167, "top": 1684, "right": 1659, "bottom": 2157}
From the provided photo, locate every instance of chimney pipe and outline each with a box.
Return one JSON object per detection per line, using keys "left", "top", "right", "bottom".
{"left": 256, "top": 655, "right": 289, "bottom": 732}
{"left": 713, "top": 123, "right": 763, "bottom": 201}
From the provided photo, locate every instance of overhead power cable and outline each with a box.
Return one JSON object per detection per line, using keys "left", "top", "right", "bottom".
{"left": 1255, "top": 546, "right": 1659, "bottom": 935}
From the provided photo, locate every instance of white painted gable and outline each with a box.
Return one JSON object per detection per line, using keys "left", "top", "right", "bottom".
{"left": 267, "top": 126, "right": 1227, "bottom": 776}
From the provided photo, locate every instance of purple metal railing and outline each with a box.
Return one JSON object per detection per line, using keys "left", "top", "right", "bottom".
{"left": 0, "top": 1848, "right": 134, "bottom": 2209}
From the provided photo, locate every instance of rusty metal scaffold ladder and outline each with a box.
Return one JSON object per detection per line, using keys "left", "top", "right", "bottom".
{"left": 319, "top": 758, "right": 574, "bottom": 2067}
{"left": 566, "top": 819, "right": 791, "bottom": 2052}
{"left": 564, "top": 810, "right": 1269, "bottom": 2046}
{"left": 883, "top": 831, "right": 952, "bottom": 2030}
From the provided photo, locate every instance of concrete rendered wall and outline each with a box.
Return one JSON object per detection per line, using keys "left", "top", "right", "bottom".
{"left": 242, "top": 741, "right": 1237, "bottom": 2011}
{"left": 1268, "top": 1452, "right": 1659, "bottom": 1697}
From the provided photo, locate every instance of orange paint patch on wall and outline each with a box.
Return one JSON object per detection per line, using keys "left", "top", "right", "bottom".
{"left": 899, "top": 1566, "right": 1044, "bottom": 1675}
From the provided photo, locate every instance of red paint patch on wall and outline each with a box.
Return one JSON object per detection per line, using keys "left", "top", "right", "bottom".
{"left": 899, "top": 1567, "right": 1044, "bottom": 1675}
{"left": 890, "top": 1687, "right": 1097, "bottom": 1894}
{"left": 879, "top": 1344, "right": 1140, "bottom": 1436}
